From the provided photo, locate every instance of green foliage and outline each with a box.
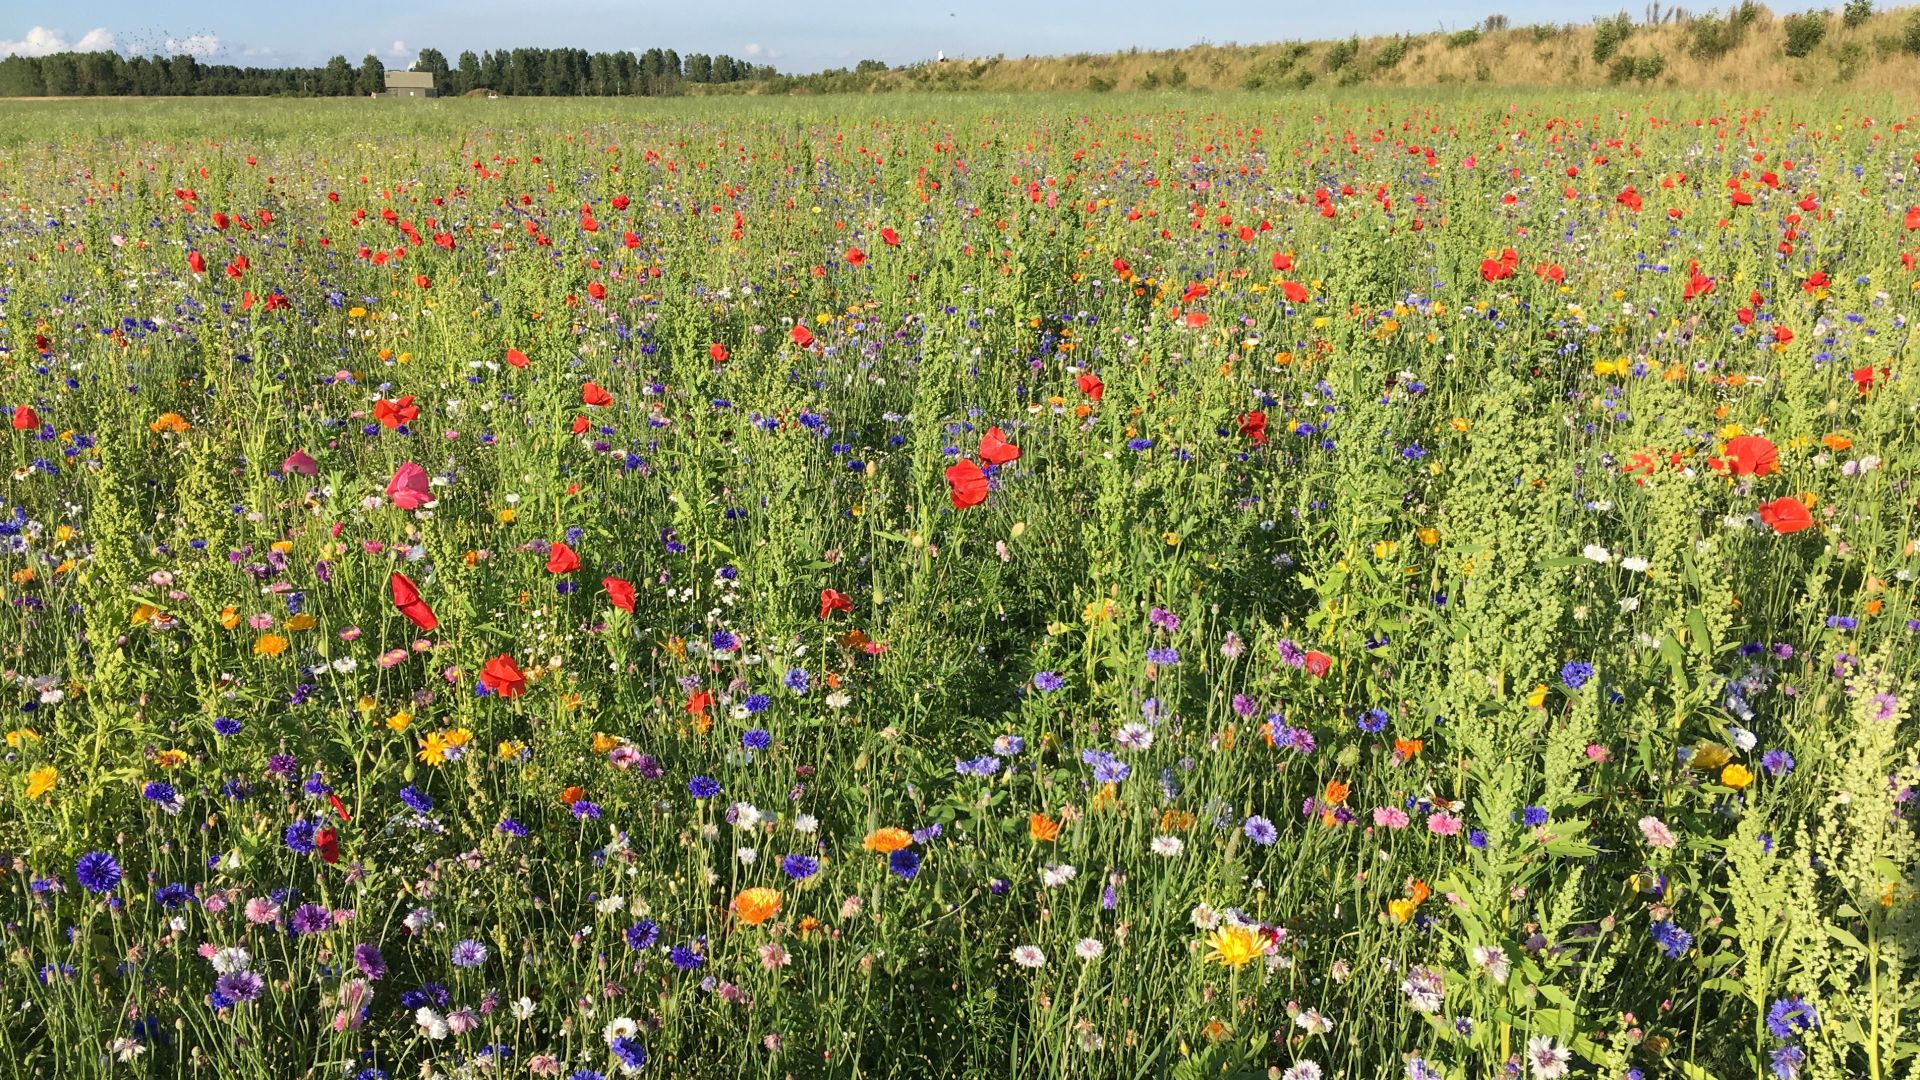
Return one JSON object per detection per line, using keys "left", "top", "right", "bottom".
{"left": 1374, "top": 36, "right": 1412, "bottom": 69}
{"left": 1449, "top": 28, "right": 1484, "bottom": 49}
{"left": 1324, "top": 35, "right": 1361, "bottom": 72}
{"left": 1783, "top": 11, "right": 1830, "bottom": 57}
{"left": 1842, "top": 0, "right": 1875, "bottom": 27}
{"left": 1592, "top": 12, "right": 1636, "bottom": 61}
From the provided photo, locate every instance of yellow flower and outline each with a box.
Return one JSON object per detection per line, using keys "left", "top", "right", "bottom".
{"left": 1203, "top": 924, "right": 1265, "bottom": 969}
{"left": 25, "top": 765, "right": 57, "bottom": 800}
{"left": 386, "top": 709, "right": 413, "bottom": 732}
{"left": 253, "top": 634, "right": 290, "bottom": 657}
{"left": 155, "top": 749, "right": 187, "bottom": 768}
{"left": 1720, "top": 763, "right": 1754, "bottom": 790}
{"left": 417, "top": 732, "right": 450, "bottom": 765}
{"left": 1526, "top": 683, "right": 1549, "bottom": 709}
{"left": 5, "top": 728, "right": 41, "bottom": 749}
{"left": 498, "top": 739, "right": 527, "bottom": 760}
{"left": 219, "top": 606, "right": 241, "bottom": 630}
{"left": 1387, "top": 898, "right": 1418, "bottom": 923}
{"left": 1081, "top": 598, "right": 1115, "bottom": 625}
{"left": 444, "top": 728, "right": 473, "bottom": 750}
{"left": 1417, "top": 528, "right": 1439, "bottom": 546}
{"left": 285, "top": 613, "right": 317, "bottom": 631}
{"left": 592, "top": 732, "right": 622, "bottom": 754}
{"left": 863, "top": 827, "right": 912, "bottom": 854}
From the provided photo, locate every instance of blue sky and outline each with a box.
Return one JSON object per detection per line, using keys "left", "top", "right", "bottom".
{"left": 5, "top": 1, "right": 1638, "bottom": 73}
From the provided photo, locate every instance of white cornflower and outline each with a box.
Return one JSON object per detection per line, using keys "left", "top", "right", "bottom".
{"left": 1010, "top": 945, "right": 1047, "bottom": 969}
{"left": 1074, "top": 937, "right": 1105, "bottom": 960}
{"left": 1150, "top": 835, "right": 1185, "bottom": 857}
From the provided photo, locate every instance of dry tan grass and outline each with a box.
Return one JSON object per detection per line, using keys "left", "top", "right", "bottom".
{"left": 864, "top": 5, "right": 1919, "bottom": 93}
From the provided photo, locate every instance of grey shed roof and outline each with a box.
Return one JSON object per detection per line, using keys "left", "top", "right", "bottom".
{"left": 385, "top": 71, "right": 435, "bottom": 88}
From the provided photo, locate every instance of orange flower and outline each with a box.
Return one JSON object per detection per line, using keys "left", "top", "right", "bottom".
{"left": 1393, "top": 737, "right": 1424, "bottom": 761}
{"left": 148, "top": 412, "right": 191, "bottom": 433}
{"left": 1408, "top": 879, "right": 1431, "bottom": 905}
{"left": 863, "top": 827, "right": 912, "bottom": 854}
{"left": 560, "top": 785, "right": 586, "bottom": 807}
{"left": 1323, "top": 779, "right": 1350, "bottom": 806}
{"left": 1028, "top": 813, "right": 1060, "bottom": 843}
{"left": 732, "top": 887, "right": 782, "bottom": 926}
{"left": 1159, "top": 808, "right": 1197, "bottom": 832}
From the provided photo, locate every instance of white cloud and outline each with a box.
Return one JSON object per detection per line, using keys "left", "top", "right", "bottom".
{"left": 162, "top": 33, "right": 221, "bottom": 58}
{"left": 741, "top": 42, "right": 764, "bottom": 56}
{"left": 386, "top": 39, "right": 409, "bottom": 58}
{"left": 1, "top": 26, "right": 117, "bottom": 57}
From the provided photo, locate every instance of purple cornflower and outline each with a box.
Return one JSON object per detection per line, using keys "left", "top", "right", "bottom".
{"left": 290, "top": 903, "right": 333, "bottom": 935}
{"left": 1243, "top": 816, "right": 1278, "bottom": 845}
{"left": 450, "top": 939, "right": 488, "bottom": 968}
{"left": 74, "top": 852, "right": 122, "bottom": 893}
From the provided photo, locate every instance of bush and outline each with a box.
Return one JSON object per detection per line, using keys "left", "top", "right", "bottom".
{"left": 1783, "top": 10, "right": 1829, "bottom": 56}
{"left": 1834, "top": 40, "right": 1866, "bottom": 77}
{"left": 1592, "top": 13, "right": 1634, "bottom": 62}
{"left": 1843, "top": 0, "right": 1873, "bottom": 28}
{"left": 1374, "top": 37, "right": 1412, "bottom": 70}
{"left": 1449, "top": 28, "right": 1483, "bottom": 49}
{"left": 1086, "top": 74, "right": 1114, "bottom": 91}
{"left": 1608, "top": 51, "right": 1665, "bottom": 82}
{"left": 1324, "top": 36, "right": 1360, "bottom": 72}
{"left": 1905, "top": 10, "right": 1920, "bottom": 53}
{"left": 1689, "top": 12, "right": 1749, "bottom": 60}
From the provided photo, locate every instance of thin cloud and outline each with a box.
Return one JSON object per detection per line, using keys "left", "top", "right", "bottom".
{"left": 1, "top": 26, "right": 117, "bottom": 57}
{"left": 162, "top": 33, "right": 222, "bottom": 58}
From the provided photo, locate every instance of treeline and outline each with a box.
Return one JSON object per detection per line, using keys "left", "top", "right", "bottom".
{"left": 0, "top": 46, "right": 774, "bottom": 97}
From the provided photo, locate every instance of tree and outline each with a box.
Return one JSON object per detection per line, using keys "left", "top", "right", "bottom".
{"left": 455, "top": 50, "right": 479, "bottom": 94}
{"left": 684, "top": 53, "right": 712, "bottom": 82}
{"left": 358, "top": 53, "right": 384, "bottom": 96}
{"left": 320, "top": 55, "right": 353, "bottom": 95}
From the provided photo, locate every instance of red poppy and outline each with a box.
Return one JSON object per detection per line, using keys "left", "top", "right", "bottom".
{"left": 546, "top": 542, "right": 581, "bottom": 574}
{"left": 790, "top": 325, "right": 815, "bottom": 348}
{"left": 1758, "top": 497, "right": 1813, "bottom": 534}
{"left": 1731, "top": 190, "right": 1754, "bottom": 207}
{"left": 587, "top": 281, "right": 607, "bottom": 300}
{"left": 581, "top": 382, "right": 613, "bottom": 407}
{"left": 414, "top": 274, "right": 431, "bottom": 290}
{"left": 1303, "top": 650, "right": 1333, "bottom": 677}
{"left": 505, "top": 348, "right": 530, "bottom": 369}
{"left": 1773, "top": 326, "right": 1794, "bottom": 345}
{"left": 685, "top": 690, "right": 713, "bottom": 717}
{"left": 845, "top": 247, "right": 867, "bottom": 266}
{"left": 187, "top": 251, "right": 206, "bottom": 274}
{"left": 373, "top": 396, "right": 420, "bottom": 430}
{"left": 945, "top": 459, "right": 989, "bottom": 509}
{"left": 389, "top": 571, "right": 439, "bottom": 632}
{"left": 1801, "top": 271, "right": 1830, "bottom": 293}
{"left": 385, "top": 462, "right": 432, "bottom": 509}
{"left": 1616, "top": 186, "right": 1642, "bottom": 212}
{"left": 603, "top": 576, "right": 636, "bottom": 613}
{"left": 314, "top": 826, "right": 340, "bottom": 864}
{"left": 819, "top": 588, "right": 854, "bottom": 619}
{"left": 1479, "top": 248, "right": 1518, "bottom": 282}
{"left": 1711, "top": 435, "right": 1778, "bottom": 477}
{"left": 979, "top": 426, "right": 1021, "bottom": 465}
{"left": 1239, "top": 410, "right": 1268, "bottom": 445}
{"left": 1852, "top": 366, "right": 1883, "bottom": 393}
{"left": 1271, "top": 252, "right": 1294, "bottom": 271}
{"left": 12, "top": 404, "right": 39, "bottom": 430}
{"left": 1280, "top": 281, "right": 1308, "bottom": 303}
{"left": 480, "top": 654, "right": 527, "bottom": 698}
{"left": 1683, "top": 264, "right": 1715, "bottom": 301}
{"left": 708, "top": 343, "right": 729, "bottom": 363}
{"left": 282, "top": 449, "right": 318, "bottom": 476}
{"left": 1181, "top": 282, "right": 1209, "bottom": 304}
{"left": 1076, "top": 372, "right": 1104, "bottom": 401}
{"left": 327, "top": 792, "right": 352, "bottom": 823}
{"left": 880, "top": 226, "right": 900, "bottom": 246}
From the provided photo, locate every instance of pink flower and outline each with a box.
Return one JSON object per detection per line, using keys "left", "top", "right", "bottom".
{"left": 1585, "top": 744, "right": 1612, "bottom": 763}
{"left": 248, "top": 614, "right": 275, "bottom": 630}
{"left": 386, "top": 461, "right": 433, "bottom": 510}
{"left": 1638, "top": 816, "right": 1677, "bottom": 850}
{"left": 445, "top": 1006, "right": 480, "bottom": 1035}
{"left": 1372, "top": 806, "right": 1410, "bottom": 830}
{"left": 759, "top": 942, "right": 792, "bottom": 969}
{"left": 244, "top": 897, "right": 280, "bottom": 925}
{"left": 1427, "top": 812, "right": 1462, "bottom": 837}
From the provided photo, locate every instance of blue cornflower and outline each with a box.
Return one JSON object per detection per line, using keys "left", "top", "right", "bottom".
{"left": 668, "top": 944, "right": 705, "bottom": 971}
{"left": 889, "top": 849, "right": 922, "bottom": 880}
{"left": 782, "top": 855, "right": 820, "bottom": 880}
{"left": 1243, "top": 815, "right": 1278, "bottom": 845}
{"left": 213, "top": 716, "right": 242, "bottom": 736}
{"left": 743, "top": 694, "right": 771, "bottom": 714}
{"left": 710, "top": 630, "right": 737, "bottom": 652}
{"left": 1033, "top": 671, "right": 1065, "bottom": 692}
{"left": 1521, "top": 806, "right": 1549, "bottom": 827}
{"left": 1357, "top": 707, "right": 1388, "bottom": 734}
{"left": 1767, "top": 996, "right": 1819, "bottom": 1040}
{"left": 955, "top": 754, "right": 1001, "bottom": 778}
{"left": 498, "top": 817, "right": 529, "bottom": 837}
{"left": 610, "top": 1038, "right": 648, "bottom": 1070}
{"left": 155, "top": 882, "right": 191, "bottom": 908}
{"left": 1561, "top": 660, "right": 1595, "bottom": 690}
{"left": 142, "top": 781, "right": 177, "bottom": 804}
{"left": 783, "top": 668, "right": 811, "bottom": 693}
{"left": 284, "top": 821, "right": 317, "bottom": 854}
{"left": 215, "top": 970, "right": 265, "bottom": 1003}
{"left": 1762, "top": 749, "right": 1795, "bottom": 777}
{"left": 742, "top": 728, "right": 772, "bottom": 751}
{"left": 399, "top": 785, "right": 434, "bottom": 813}
{"left": 688, "top": 776, "right": 721, "bottom": 800}
{"left": 625, "top": 920, "right": 659, "bottom": 950}
{"left": 1145, "top": 646, "right": 1179, "bottom": 665}
{"left": 450, "top": 939, "right": 488, "bottom": 968}
{"left": 1650, "top": 920, "right": 1693, "bottom": 959}
{"left": 1126, "top": 438, "right": 1152, "bottom": 451}
{"left": 1770, "top": 1046, "right": 1805, "bottom": 1079}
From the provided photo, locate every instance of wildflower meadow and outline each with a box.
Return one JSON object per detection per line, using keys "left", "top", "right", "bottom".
{"left": 1, "top": 93, "right": 1917, "bottom": 1080}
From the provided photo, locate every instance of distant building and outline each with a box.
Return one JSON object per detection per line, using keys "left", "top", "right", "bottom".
{"left": 383, "top": 71, "right": 436, "bottom": 98}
